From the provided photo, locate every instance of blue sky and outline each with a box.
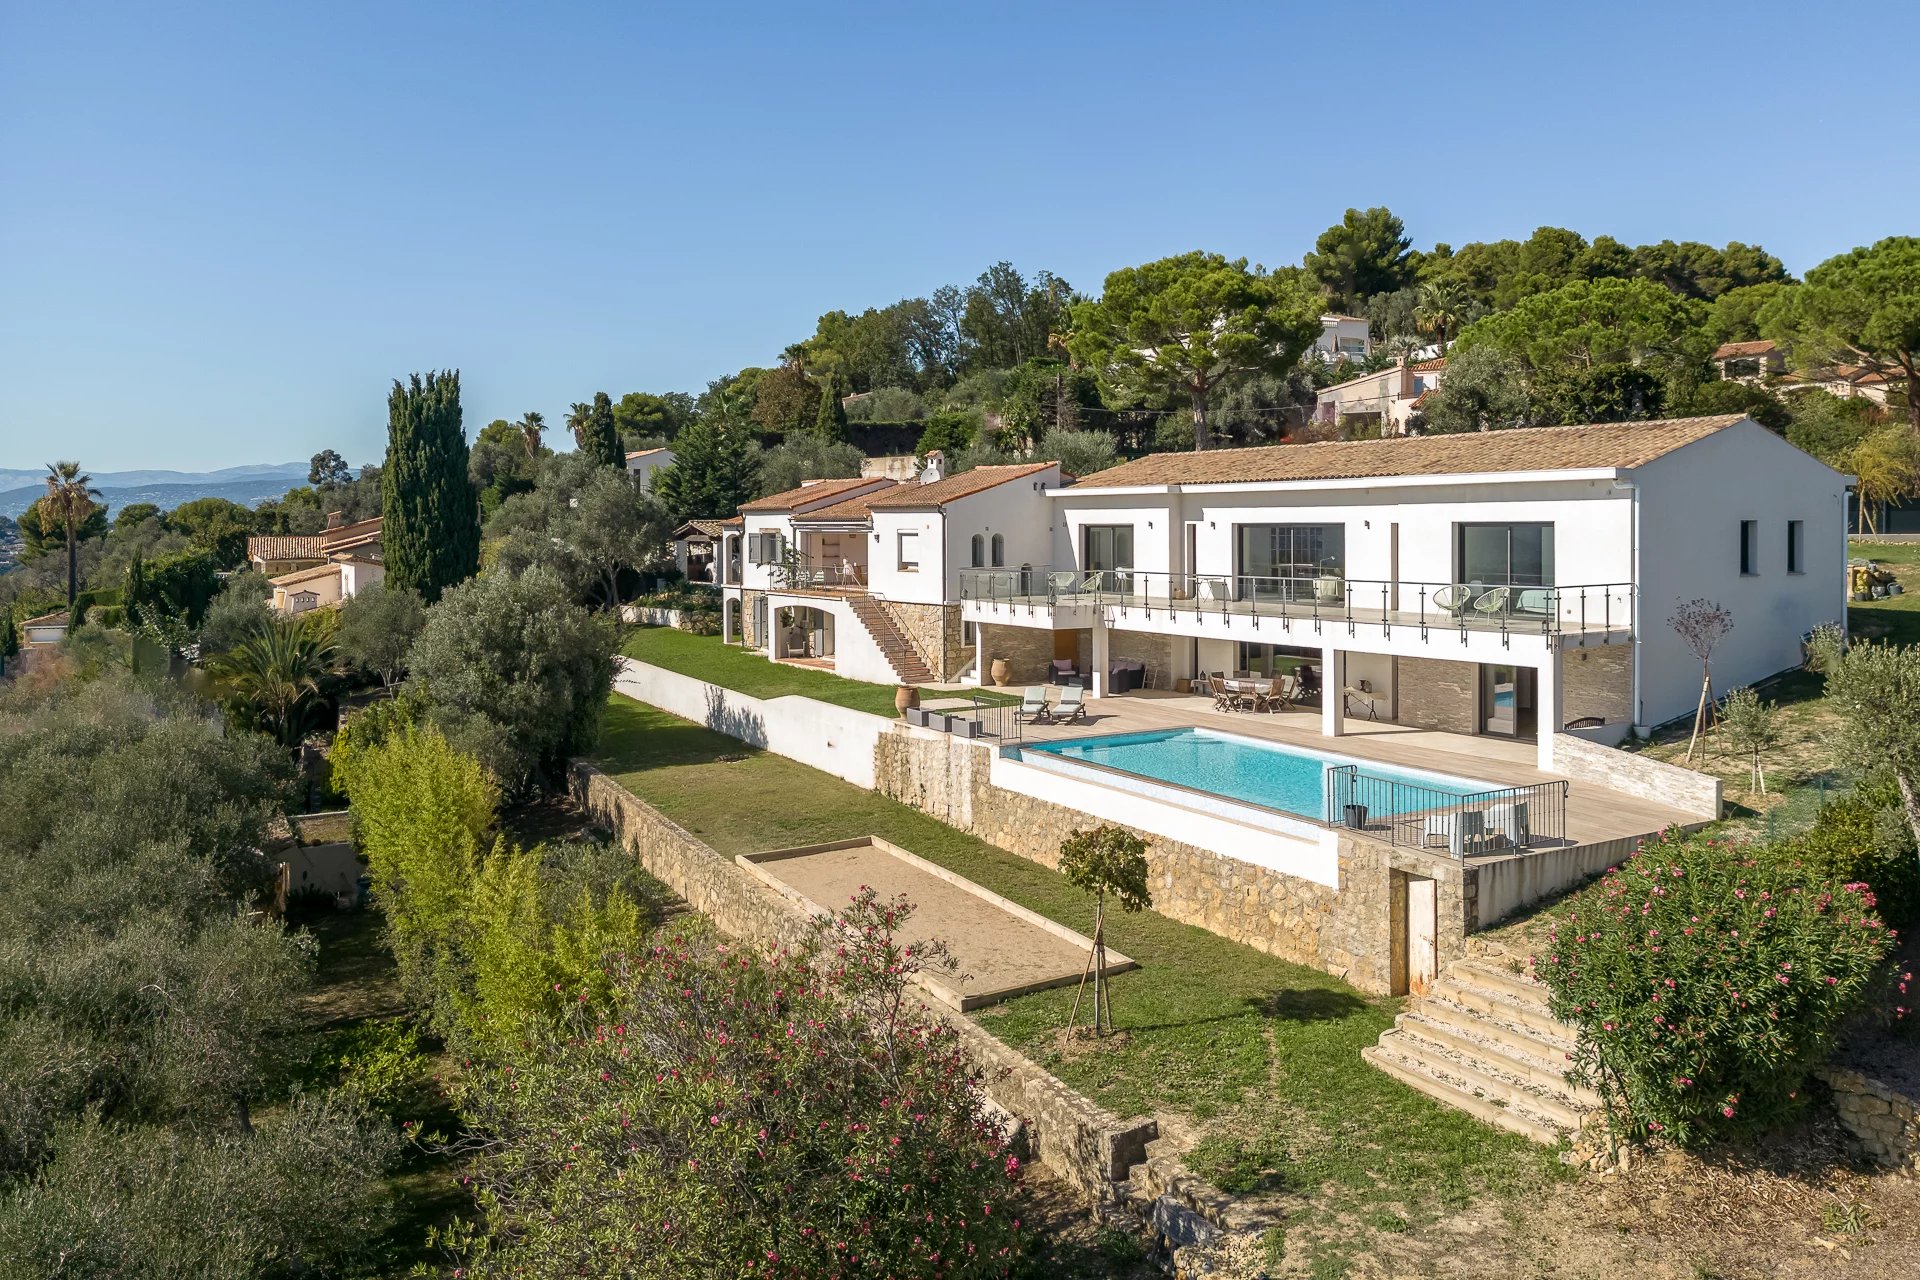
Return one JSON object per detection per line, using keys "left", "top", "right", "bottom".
{"left": 3, "top": 1, "right": 1914, "bottom": 472}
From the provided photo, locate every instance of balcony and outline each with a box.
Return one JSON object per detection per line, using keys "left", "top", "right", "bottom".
{"left": 769, "top": 556, "right": 869, "bottom": 594}
{"left": 961, "top": 567, "right": 1633, "bottom": 649}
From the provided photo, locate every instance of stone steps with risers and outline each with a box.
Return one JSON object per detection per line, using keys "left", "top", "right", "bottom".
{"left": 845, "top": 595, "right": 936, "bottom": 684}
{"left": 1364, "top": 957, "right": 1594, "bottom": 1146}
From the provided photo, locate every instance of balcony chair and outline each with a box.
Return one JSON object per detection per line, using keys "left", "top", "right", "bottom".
{"left": 1422, "top": 809, "right": 1489, "bottom": 856}
{"left": 1048, "top": 659, "right": 1081, "bottom": 686}
{"left": 1430, "top": 583, "right": 1472, "bottom": 618}
{"left": 1487, "top": 800, "right": 1531, "bottom": 848}
{"left": 1017, "top": 687, "right": 1053, "bottom": 725}
{"left": 1471, "top": 586, "right": 1513, "bottom": 623}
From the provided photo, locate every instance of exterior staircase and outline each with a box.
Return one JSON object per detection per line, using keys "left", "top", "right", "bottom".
{"left": 1363, "top": 957, "right": 1598, "bottom": 1145}
{"left": 845, "top": 595, "right": 936, "bottom": 685}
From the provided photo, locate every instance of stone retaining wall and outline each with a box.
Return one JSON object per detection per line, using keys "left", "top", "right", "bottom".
{"left": 1562, "top": 642, "right": 1633, "bottom": 726}
{"left": 1818, "top": 1066, "right": 1920, "bottom": 1171}
{"left": 873, "top": 728, "right": 1466, "bottom": 995}
{"left": 1551, "top": 732, "right": 1721, "bottom": 821}
{"left": 569, "top": 762, "right": 1155, "bottom": 1197}
{"left": 884, "top": 600, "right": 970, "bottom": 679}
{"left": 1394, "top": 656, "right": 1476, "bottom": 734}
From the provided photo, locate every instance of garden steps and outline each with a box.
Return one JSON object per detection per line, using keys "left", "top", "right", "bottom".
{"left": 845, "top": 595, "right": 937, "bottom": 685}
{"left": 1363, "top": 958, "right": 1595, "bottom": 1146}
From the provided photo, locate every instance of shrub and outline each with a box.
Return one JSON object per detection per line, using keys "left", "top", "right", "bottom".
{"left": 308, "top": 1018, "right": 432, "bottom": 1116}
{"left": 1536, "top": 830, "right": 1895, "bottom": 1146}
{"left": 1786, "top": 777, "right": 1920, "bottom": 925}
{"left": 454, "top": 891, "right": 1022, "bottom": 1279}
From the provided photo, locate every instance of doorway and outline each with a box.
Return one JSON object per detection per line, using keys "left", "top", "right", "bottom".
{"left": 1392, "top": 871, "right": 1439, "bottom": 996}
{"left": 1479, "top": 664, "right": 1537, "bottom": 739}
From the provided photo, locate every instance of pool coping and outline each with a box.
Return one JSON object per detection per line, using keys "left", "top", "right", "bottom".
{"left": 736, "top": 835, "right": 1137, "bottom": 1012}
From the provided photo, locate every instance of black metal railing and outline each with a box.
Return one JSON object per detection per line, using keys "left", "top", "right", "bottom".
{"left": 1324, "top": 764, "right": 1568, "bottom": 856}
{"left": 960, "top": 566, "right": 1634, "bottom": 642}
{"left": 909, "top": 692, "right": 1023, "bottom": 742}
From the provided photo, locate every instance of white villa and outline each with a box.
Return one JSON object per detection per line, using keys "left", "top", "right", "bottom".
{"left": 1313, "top": 356, "right": 1446, "bottom": 434}
{"left": 255, "top": 514, "right": 386, "bottom": 616}
{"left": 1314, "top": 313, "right": 1372, "bottom": 363}
{"left": 625, "top": 447, "right": 678, "bottom": 487}
{"left": 710, "top": 415, "right": 1846, "bottom": 773}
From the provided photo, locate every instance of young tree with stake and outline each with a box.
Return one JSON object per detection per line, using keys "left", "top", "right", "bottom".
{"left": 1058, "top": 825, "right": 1151, "bottom": 1038}
{"left": 1669, "top": 598, "right": 1733, "bottom": 764}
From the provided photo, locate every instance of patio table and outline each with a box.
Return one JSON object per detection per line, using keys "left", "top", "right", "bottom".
{"left": 1222, "top": 678, "right": 1277, "bottom": 713}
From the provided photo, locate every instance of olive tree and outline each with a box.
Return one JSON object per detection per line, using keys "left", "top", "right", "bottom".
{"left": 1058, "top": 825, "right": 1152, "bottom": 1037}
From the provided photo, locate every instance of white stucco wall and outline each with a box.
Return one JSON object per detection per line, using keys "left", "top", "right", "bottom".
{"left": 612, "top": 657, "right": 886, "bottom": 788}
{"left": 625, "top": 449, "right": 677, "bottom": 488}
{"left": 1629, "top": 419, "right": 1849, "bottom": 727}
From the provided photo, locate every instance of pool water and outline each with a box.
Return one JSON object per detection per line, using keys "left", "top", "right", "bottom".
{"left": 1020, "top": 727, "right": 1493, "bottom": 821}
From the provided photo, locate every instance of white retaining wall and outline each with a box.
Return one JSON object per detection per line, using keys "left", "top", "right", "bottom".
{"left": 613, "top": 658, "right": 889, "bottom": 789}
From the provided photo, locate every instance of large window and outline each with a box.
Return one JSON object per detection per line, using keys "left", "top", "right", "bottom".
{"left": 1083, "top": 524, "right": 1134, "bottom": 592}
{"left": 897, "top": 531, "right": 921, "bottom": 571}
{"left": 1236, "top": 524, "right": 1345, "bottom": 599}
{"left": 1456, "top": 523, "right": 1554, "bottom": 587}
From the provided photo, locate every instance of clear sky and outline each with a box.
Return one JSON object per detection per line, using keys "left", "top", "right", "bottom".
{"left": 3, "top": 1, "right": 1915, "bottom": 472}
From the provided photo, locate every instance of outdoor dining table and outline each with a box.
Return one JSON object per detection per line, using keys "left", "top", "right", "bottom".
{"left": 1221, "top": 678, "right": 1278, "bottom": 712}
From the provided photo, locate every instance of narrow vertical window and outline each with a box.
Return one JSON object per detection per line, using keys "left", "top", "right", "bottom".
{"left": 1739, "top": 520, "right": 1758, "bottom": 576}
{"left": 1787, "top": 520, "right": 1804, "bottom": 574}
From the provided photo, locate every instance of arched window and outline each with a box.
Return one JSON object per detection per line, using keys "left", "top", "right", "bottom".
{"left": 990, "top": 534, "right": 1005, "bottom": 567}
{"left": 970, "top": 534, "right": 985, "bottom": 567}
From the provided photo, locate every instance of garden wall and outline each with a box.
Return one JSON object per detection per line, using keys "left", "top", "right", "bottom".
{"left": 612, "top": 659, "right": 887, "bottom": 789}
{"left": 569, "top": 762, "right": 1156, "bottom": 1196}
{"left": 1818, "top": 1066, "right": 1920, "bottom": 1172}
{"left": 1550, "top": 732, "right": 1721, "bottom": 821}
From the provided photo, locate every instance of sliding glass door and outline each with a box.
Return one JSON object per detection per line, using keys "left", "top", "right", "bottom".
{"left": 1236, "top": 524, "right": 1345, "bottom": 601}
{"left": 1457, "top": 523, "right": 1554, "bottom": 616}
{"left": 1083, "top": 525, "right": 1134, "bottom": 593}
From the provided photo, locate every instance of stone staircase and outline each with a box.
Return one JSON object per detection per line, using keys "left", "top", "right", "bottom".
{"left": 1363, "top": 957, "right": 1598, "bottom": 1145}
{"left": 845, "top": 594, "right": 936, "bottom": 684}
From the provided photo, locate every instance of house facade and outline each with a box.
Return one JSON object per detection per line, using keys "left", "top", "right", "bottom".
{"left": 959, "top": 415, "right": 1847, "bottom": 769}
{"left": 262, "top": 514, "right": 385, "bottom": 616}
{"left": 716, "top": 457, "right": 1063, "bottom": 684}
{"left": 624, "top": 447, "right": 678, "bottom": 487}
{"left": 1313, "top": 357, "right": 1445, "bottom": 434}
{"left": 1314, "top": 313, "right": 1372, "bottom": 363}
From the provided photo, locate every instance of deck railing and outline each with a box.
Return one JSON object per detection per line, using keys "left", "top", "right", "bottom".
{"left": 1323, "top": 764, "right": 1568, "bottom": 857}
{"left": 960, "top": 566, "right": 1633, "bottom": 642}
{"left": 772, "top": 558, "right": 868, "bottom": 590}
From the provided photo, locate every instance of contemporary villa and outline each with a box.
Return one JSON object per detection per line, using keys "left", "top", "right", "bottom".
{"left": 669, "top": 414, "right": 1848, "bottom": 1004}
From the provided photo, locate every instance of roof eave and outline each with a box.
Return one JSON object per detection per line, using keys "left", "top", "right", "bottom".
{"left": 1059, "top": 468, "right": 1625, "bottom": 497}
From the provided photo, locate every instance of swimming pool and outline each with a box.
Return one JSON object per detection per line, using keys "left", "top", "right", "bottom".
{"left": 1018, "top": 728, "right": 1496, "bottom": 821}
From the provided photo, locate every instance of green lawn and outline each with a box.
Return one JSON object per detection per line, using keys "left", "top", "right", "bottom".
{"left": 592, "top": 695, "right": 1566, "bottom": 1262}
{"left": 620, "top": 625, "right": 1017, "bottom": 716}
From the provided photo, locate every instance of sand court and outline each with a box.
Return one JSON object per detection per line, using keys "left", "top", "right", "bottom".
{"left": 737, "top": 837, "right": 1136, "bottom": 1011}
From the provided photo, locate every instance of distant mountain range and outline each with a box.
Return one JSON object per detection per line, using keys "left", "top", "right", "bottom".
{"left": 0, "top": 463, "right": 310, "bottom": 519}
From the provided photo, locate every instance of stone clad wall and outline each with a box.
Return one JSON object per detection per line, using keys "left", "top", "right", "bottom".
{"left": 740, "top": 589, "right": 768, "bottom": 649}
{"left": 872, "top": 729, "right": 1466, "bottom": 995}
{"left": 883, "top": 599, "right": 970, "bottom": 678}
{"left": 1108, "top": 628, "right": 1179, "bottom": 688}
{"left": 568, "top": 761, "right": 1155, "bottom": 1197}
{"left": 978, "top": 623, "right": 1059, "bottom": 686}
{"left": 1562, "top": 643, "right": 1633, "bottom": 726}
{"left": 1394, "top": 656, "right": 1477, "bottom": 733}
{"left": 1819, "top": 1066, "right": 1920, "bottom": 1171}
{"left": 1551, "top": 732, "right": 1721, "bottom": 821}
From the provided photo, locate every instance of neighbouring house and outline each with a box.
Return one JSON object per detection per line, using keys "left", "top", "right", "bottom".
{"left": 1313, "top": 357, "right": 1446, "bottom": 434}
{"left": 716, "top": 453, "right": 1064, "bottom": 684}
{"left": 20, "top": 610, "right": 69, "bottom": 648}
{"left": 269, "top": 554, "right": 385, "bottom": 616}
{"left": 247, "top": 511, "right": 384, "bottom": 576}
{"left": 1313, "top": 314, "right": 1372, "bottom": 363}
{"left": 1780, "top": 364, "right": 1894, "bottom": 407}
{"left": 1711, "top": 339, "right": 1788, "bottom": 383}
{"left": 960, "top": 414, "right": 1846, "bottom": 770}
{"left": 625, "top": 447, "right": 678, "bottom": 487}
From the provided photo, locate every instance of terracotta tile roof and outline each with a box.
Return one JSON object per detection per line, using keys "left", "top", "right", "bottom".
{"left": 269, "top": 563, "right": 344, "bottom": 588}
{"left": 719, "top": 515, "right": 743, "bottom": 527}
{"left": 739, "top": 476, "right": 888, "bottom": 513}
{"left": 626, "top": 447, "right": 673, "bottom": 460}
{"left": 21, "top": 611, "right": 69, "bottom": 627}
{"left": 1071, "top": 415, "right": 1752, "bottom": 489}
{"left": 1712, "top": 339, "right": 1779, "bottom": 360}
{"left": 865, "top": 463, "right": 1058, "bottom": 510}
{"left": 248, "top": 534, "right": 326, "bottom": 562}
{"left": 321, "top": 516, "right": 382, "bottom": 550}
{"left": 793, "top": 480, "right": 902, "bottom": 522}
{"left": 1321, "top": 313, "right": 1369, "bottom": 324}
{"left": 1409, "top": 356, "right": 1447, "bottom": 372}
{"left": 673, "top": 518, "right": 731, "bottom": 538}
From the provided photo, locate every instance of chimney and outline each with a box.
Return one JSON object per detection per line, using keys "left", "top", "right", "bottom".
{"left": 921, "top": 450, "right": 946, "bottom": 485}
{"left": 325, "top": 510, "right": 344, "bottom": 530}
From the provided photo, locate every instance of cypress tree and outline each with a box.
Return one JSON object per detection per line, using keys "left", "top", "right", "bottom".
{"left": 813, "top": 373, "right": 849, "bottom": 442}
{"left": 0, "top": 610, "right": 16, "bottom": 676}
{"left": 382, "top": 370, "right": 479, "bottom": 603}
{"left": 587, "top": 391, "right": 624, "bottom": 468}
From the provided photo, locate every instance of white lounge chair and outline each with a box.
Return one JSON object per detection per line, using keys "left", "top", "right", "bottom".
{"left": 1487, "top": 800, "right": 1530, "bottom": 848}
{"left": 1056, "top": 684, "right": 1088, "bottom": 724}
{"left": 1423, "top": 809, "right": 1488, "bottom": 856}
{"left": 1018, "top": 687, "right": 1052, "bottom": 725}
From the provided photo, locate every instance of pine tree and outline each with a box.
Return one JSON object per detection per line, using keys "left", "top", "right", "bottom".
{"left": 813, "top": 373, "right": 848, "bottom": 442}
{"left": 382, "top": 370, "right": 479, "bottom": 603}
{"left": 654, "top": 416, "right": 762, "bottom": 525}
{"left": 587, "top": 391, "right": 624, "bottom": 468}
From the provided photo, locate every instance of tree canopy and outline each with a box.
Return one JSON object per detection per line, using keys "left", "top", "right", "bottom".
{"left": 382, "top": 370, "right": 479, "bottom": 603}
{"left": 1763, "top": 236, "right": 1920, "bottom": 430}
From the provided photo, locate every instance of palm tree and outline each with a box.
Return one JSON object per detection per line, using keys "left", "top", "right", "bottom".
{"left": 1414, "top": 279, "right": 1474, "bottom": 349}
{"left": 517, "top": 411, "right": 546, "bottom": 458}
{"left": 566, "top": 402, "right": 593, "bottom": 450}
{"left": 43, "top": 461, "right": 101, "bottom": 609}
{"left": 210, "top": 615, "right": 337, "bottom": 750}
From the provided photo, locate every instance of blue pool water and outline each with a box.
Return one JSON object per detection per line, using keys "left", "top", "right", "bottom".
{"left": 1020, "top": 728, "right": 1493, "bottom": 821}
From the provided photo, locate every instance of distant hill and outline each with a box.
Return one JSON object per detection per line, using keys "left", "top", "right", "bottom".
{"left": 0, "top": 463, "right": 311, "bottom": 519}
